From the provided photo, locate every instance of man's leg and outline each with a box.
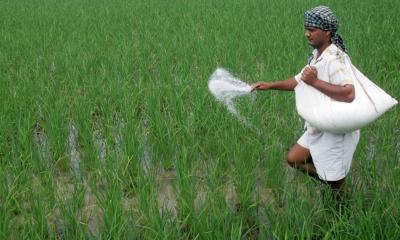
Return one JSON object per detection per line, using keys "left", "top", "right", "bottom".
{"left": 287, "top": 143, "right": 320, "bottom": 181}
{"left": 327, "top": 178, "right": 346, "bottom": 201}
{"left": 288, "top": 144, "right": 348, "bottom": 202}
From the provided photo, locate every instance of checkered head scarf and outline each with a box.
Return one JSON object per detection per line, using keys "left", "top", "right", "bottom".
{"left": 304, "top": 5, "right": 348, "bottom": 53}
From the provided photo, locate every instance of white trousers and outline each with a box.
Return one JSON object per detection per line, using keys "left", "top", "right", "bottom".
{"left": 297, "top": 130, "right": 360, "bottom": 181}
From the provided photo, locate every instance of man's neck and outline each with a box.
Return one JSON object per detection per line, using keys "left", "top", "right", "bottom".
{"left": 316, "top": 42, "right": 331, "bottom": 58}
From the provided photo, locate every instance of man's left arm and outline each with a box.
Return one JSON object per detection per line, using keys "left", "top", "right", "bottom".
{"left": 301, "top": 66, "right": 355, "bottom": 103}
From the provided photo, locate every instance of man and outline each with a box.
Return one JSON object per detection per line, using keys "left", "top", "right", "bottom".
{"left": 251, "top": 6, "right": 360, "bottom": 198}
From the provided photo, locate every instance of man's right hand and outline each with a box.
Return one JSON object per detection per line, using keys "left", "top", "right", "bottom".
{"left": 250, "top": 82, "right": 271, "bottom": 92}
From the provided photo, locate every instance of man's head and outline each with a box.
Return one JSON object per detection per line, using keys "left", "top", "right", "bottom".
{"left": 305, "top": 26, "right": 331, "bottom": 50}
{"left": 304, "top": 5, "right": 348, "bottom": 53}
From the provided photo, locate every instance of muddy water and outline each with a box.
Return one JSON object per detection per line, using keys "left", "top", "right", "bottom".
{"left": 33, "top": 121, "right": 52, "bottom": 169}
{"left": 92, "top": 111, "right": 107, "bottom": 164}
{"left": 224, "top": 181, "right": 240, "bottom": 213}
{"left": 156, "top": 167, "right": 177, "bottom": 218}
{"left": 83, "top": 185, "right": 103, "bottom": 237}
{"left": 112, "top": 111, "right": 124, "bottom": 160}
{"left": 68, "top": 122, "right": 81, "bottom": 179}
{"left": 30, "top": 115, "right": 278, "bottom": 237}
{"left": 58, "top": 121, "right": 104, "bottom": 238}
{"left": 51, "top": 173, "right": 103, "bottom": 238}
{"left": 141, "top": 116, "right": 151, "bottom": 175}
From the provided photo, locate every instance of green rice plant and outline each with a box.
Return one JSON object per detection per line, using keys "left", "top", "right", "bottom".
{"left": 0, "top": 0, "right": 399, "bottom": 238}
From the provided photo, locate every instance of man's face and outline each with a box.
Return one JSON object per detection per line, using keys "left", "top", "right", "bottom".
{"left": 304, "top": 27, "right": 331, "bottom": 49}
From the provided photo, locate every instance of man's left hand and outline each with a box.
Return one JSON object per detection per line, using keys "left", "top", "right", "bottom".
{"left": 301, "top": 66, "right": 318, "bottom": 86}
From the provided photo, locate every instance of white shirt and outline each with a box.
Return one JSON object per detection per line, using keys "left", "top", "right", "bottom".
{"left": 295, "top": 44, "right": 354, "bottom": 86}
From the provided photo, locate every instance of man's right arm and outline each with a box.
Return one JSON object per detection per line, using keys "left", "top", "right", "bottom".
{"left": 251, "top": 78, "right": 298, "bottom": 92}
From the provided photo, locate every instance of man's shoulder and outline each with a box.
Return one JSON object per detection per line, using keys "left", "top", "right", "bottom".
{"left": 325, "top": 45, "right": 347, "bottom": 65}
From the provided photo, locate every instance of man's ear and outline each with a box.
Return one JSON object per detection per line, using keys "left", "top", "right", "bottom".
{"left": 326, "top": 31, "right": 332, "bottom": 39}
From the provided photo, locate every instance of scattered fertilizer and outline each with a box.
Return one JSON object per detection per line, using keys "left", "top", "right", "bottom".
{"left": 208, "top": 68, "right": 255, "bottom": 129}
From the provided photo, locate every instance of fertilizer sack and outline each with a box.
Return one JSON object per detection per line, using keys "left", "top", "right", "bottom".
{"left": 295, "top": 54, "right": 398, "bottom": 133}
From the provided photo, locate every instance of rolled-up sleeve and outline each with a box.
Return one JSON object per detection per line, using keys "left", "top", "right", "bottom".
{"left": 294, "top": 67, "right": 305, "bottom": 83}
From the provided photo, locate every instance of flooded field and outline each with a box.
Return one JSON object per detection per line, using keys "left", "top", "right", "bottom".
{"left": 0, "top": 0, "right": 399, "bottom": 238}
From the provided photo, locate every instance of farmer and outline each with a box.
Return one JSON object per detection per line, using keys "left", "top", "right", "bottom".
{"left": 251, "top": 6, "right": 360, "bottom": 199}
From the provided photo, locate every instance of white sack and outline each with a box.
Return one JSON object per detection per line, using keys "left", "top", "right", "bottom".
{"left": 295, "top": 55, "right": 398, "bottom": 133}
